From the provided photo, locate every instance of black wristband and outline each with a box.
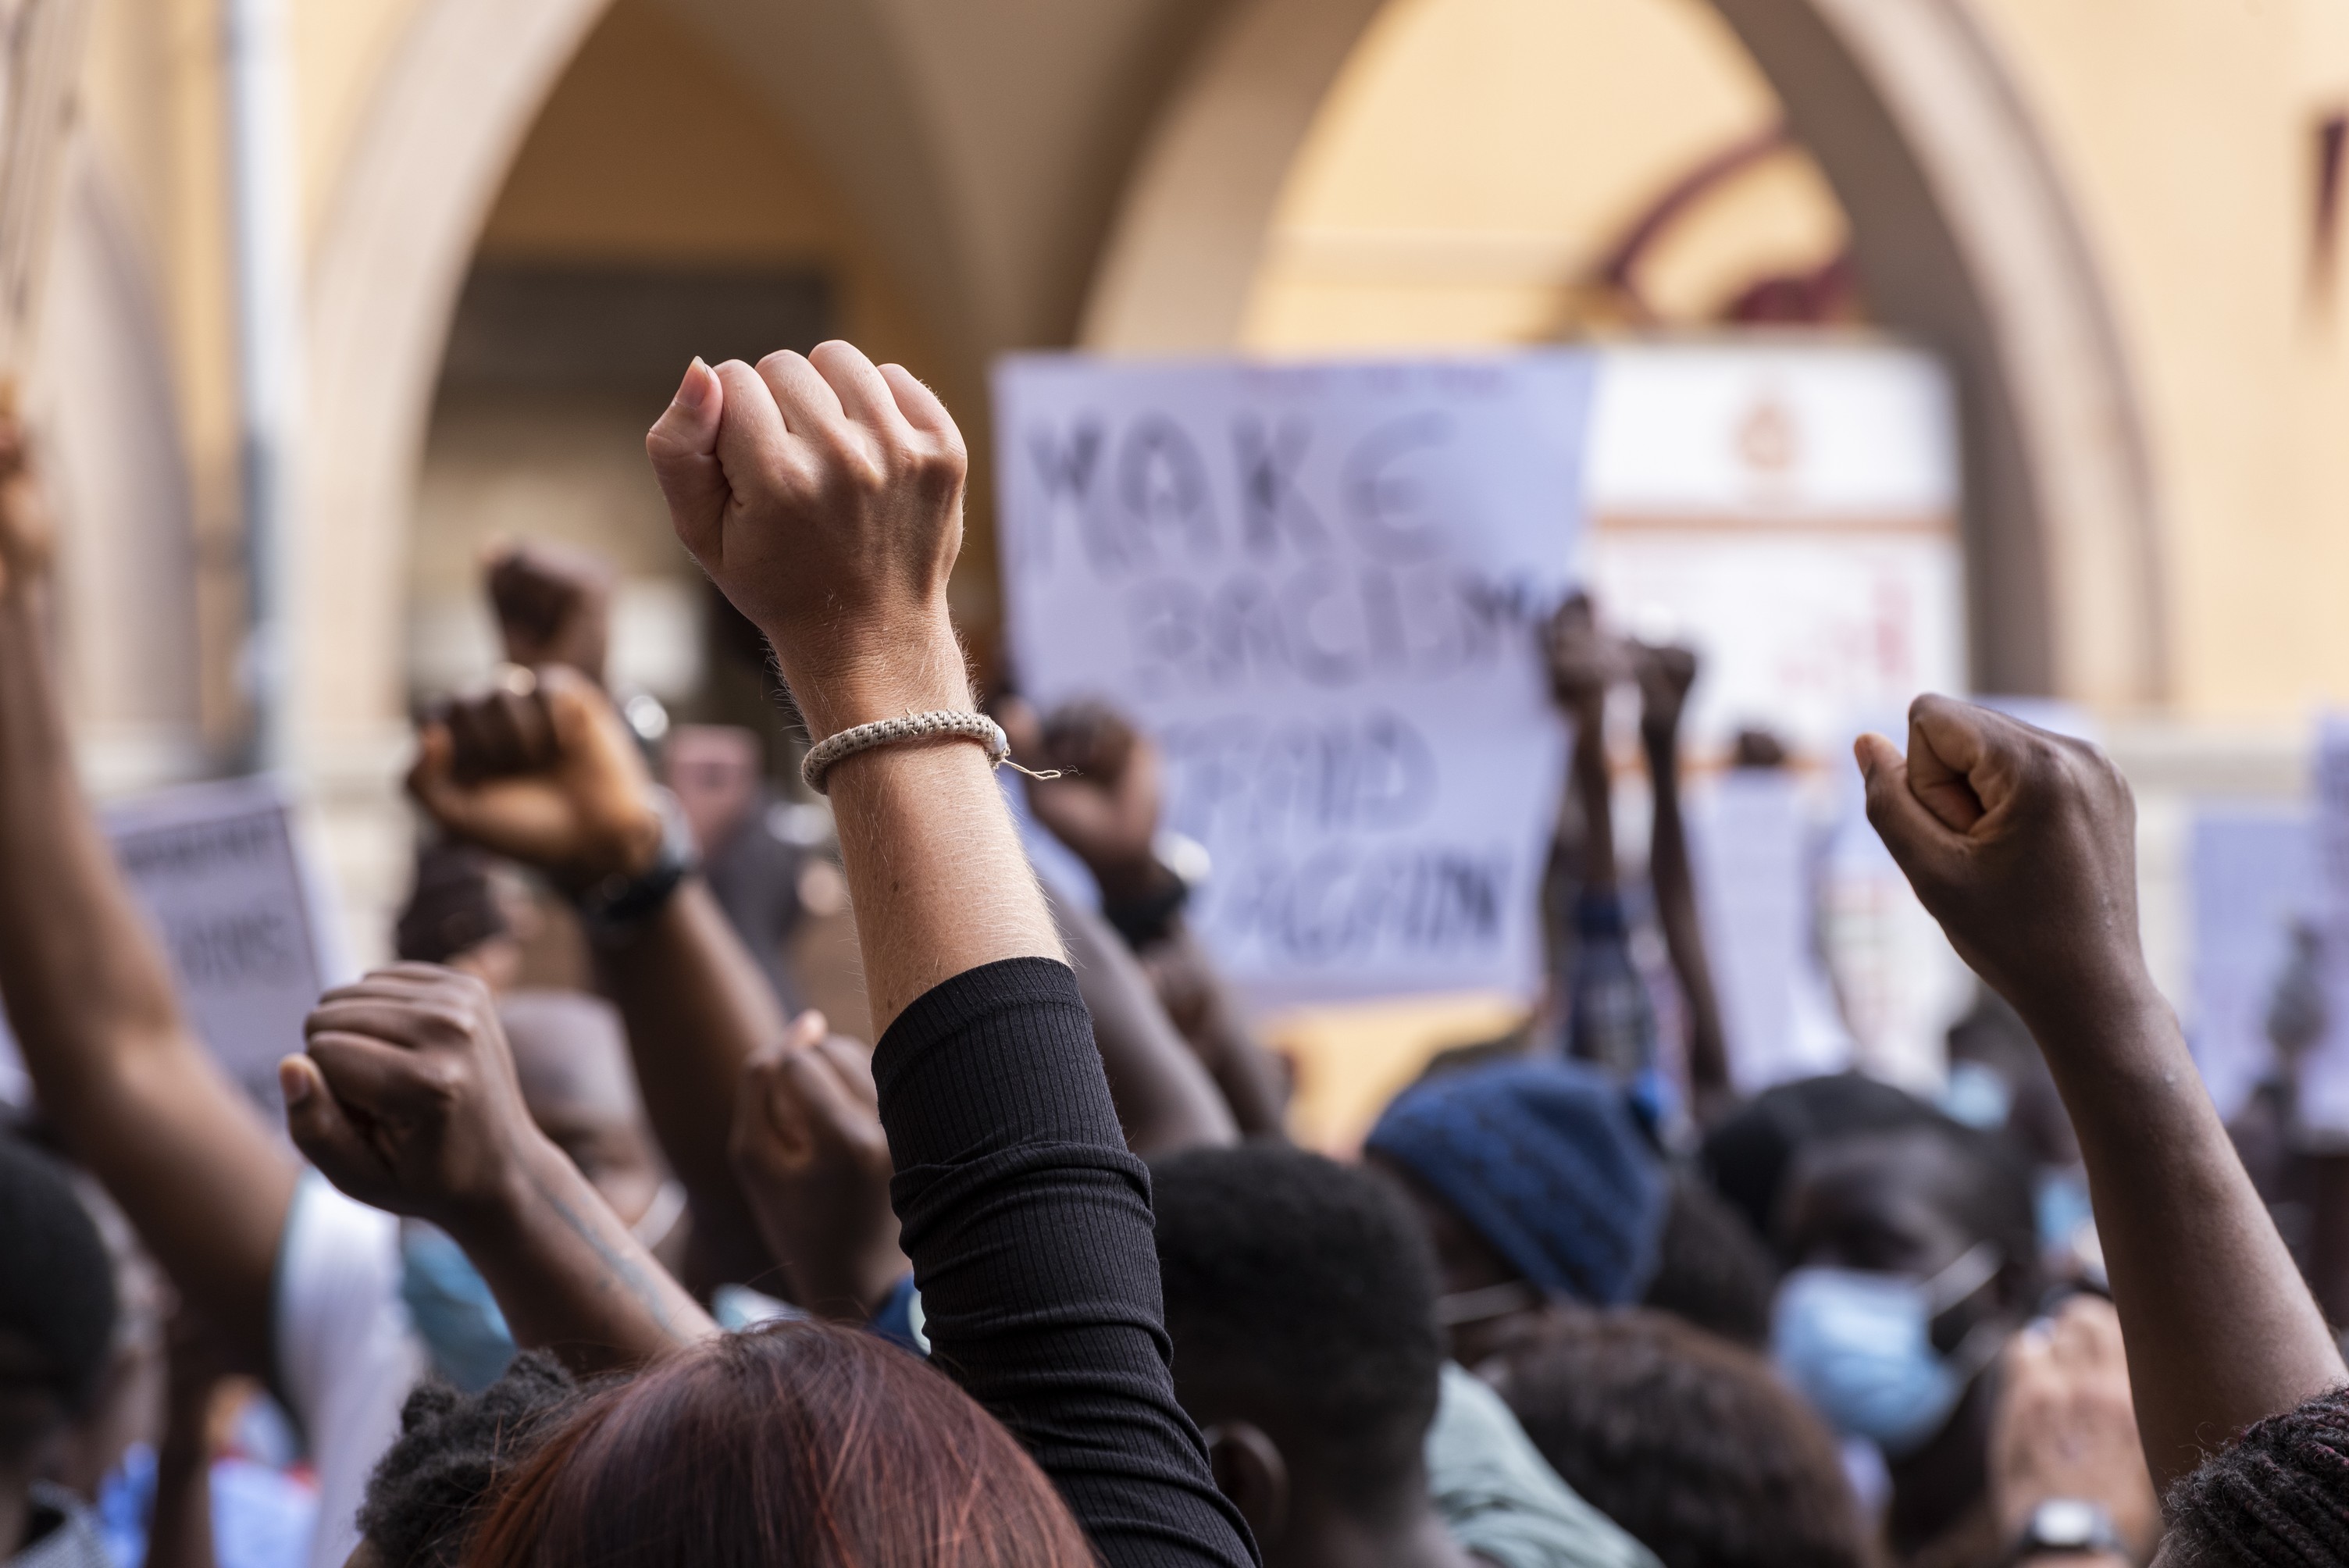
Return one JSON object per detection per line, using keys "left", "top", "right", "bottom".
{"left": 573, "top": 788, "right": 697, "bottom": 937}
{"left": 1100, "top": 865, "right": 1188, "bottom": 950}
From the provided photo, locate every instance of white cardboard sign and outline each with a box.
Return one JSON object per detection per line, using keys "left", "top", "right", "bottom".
{"left": 993, "top": 353, "right": 1595, "bottom": 1004}
{"left": 2187, "top": 804, "right": 2315, "bottom": 1124}
{"left": 0, "top": 776, "right": 341, "bottom": 1109}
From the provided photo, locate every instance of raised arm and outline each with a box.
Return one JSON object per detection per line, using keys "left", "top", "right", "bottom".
{"left": 0, "top": 422, "right": 294, "bottom": 1371}
{"left": 407, "top": 667, "right": 791, "bottom": 1288}
{"left": 1050, "top": 883, "right": 1240, "bottom": 1155}
{"left": 1859, "top": 696, "right": 2344, "bottom": 1485}
{"left": 648, "top": 344, "right": 1258, "bottom": 1568}
{"left": 1634, "top": 642, "right": 1730, "bottom": 1114}
{"left": 283, "top": 964, "right": 714, "bottom": 1374}
{"left": 1003, "top": 697, "right": 1288, "bottom": 1139}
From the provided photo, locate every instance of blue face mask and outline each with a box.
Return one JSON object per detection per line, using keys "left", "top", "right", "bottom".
{"left": 1772, "top": 1242, "right": 2001, "bottom": 1459}
{"left": 399, "top": 1221, "right": 516, "bottom": 1394}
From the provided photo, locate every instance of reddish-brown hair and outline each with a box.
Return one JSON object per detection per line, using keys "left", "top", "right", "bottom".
{"left": 463, "top": 1319, "right": 1096, "bottom": 1568}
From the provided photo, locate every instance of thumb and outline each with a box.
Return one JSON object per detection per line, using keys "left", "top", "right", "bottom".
{"left": 405, "top": 723, "right": 492, "bottom": 841}
{"left": 280, "top": 1056, "right": 394, "bottom": 1203}
{"left": 1855, "top": 732, "right": 1966, "bottom": 894}
{"left": 646, "top": 358, "right": 729, "bottom": 559}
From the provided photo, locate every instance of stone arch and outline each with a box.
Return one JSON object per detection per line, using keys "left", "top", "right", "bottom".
{"left": 300, "top": 0, "right": 615, "bottom": 781}
{"left": 1084, "top": 0, "right": 2165, "bottom": 704}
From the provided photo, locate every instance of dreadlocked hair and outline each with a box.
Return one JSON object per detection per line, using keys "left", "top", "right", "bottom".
{"left": 356, "top": 1350, "right": 581, "bottom": 1568}
{"left": 2165, "top": 1384, "right": 2349, "bottom": 1566}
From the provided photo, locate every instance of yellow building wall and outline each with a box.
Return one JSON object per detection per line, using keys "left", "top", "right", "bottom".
{"left": 1243, "top": 0, "right": 2349, "bottom": 726}
{"left": 1965, "top": 0, "right": 2349, "bottom": 722}
{"left": 1242, "top": 0, "right": 1847, "bottom": 350}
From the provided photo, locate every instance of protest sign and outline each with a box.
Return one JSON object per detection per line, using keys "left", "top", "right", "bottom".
{"left": 993, "top": 352, "right": 1594, "bottom": 1004}
{"left": 2297, "top": 718, "right": 2349, "bottom": 1138}
{"left": 1687, "top": 768, "right": 1854, "bottom": 1092}
{"left": 1584, "top": 343, "right": 1964, "bottom": 760}
{"left": 2187, "top": 804, "right": 2315, "bottom": 1124}
{"left": 0, "top": 775, "right": 344, "bottom": 1109}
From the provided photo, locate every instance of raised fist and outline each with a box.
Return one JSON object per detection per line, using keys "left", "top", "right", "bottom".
{"left": 998, "top": 697, "right": 1164, "bottom": 903}
{"left": 283, "top": 964, "right": 547, "bottom": 1231}
{"left": 1544, "top": 593, "right": 1625, "bottom": 712}
{"left": 1990, "top": 1295, "right": 2160, "bottom": 1561}
{"left": 643, "top": 344, "right": 970, "bottom": 736}
{"left": 1855, "top": 697, "right": 2149, "bottom": 1032}
{"left": 729, "top": 1012, "right": 907, "bottom": 1320}
{"left": 1633, "top": 640, "right": 1698, "bottom": 747}
{"left": 485, "top": 540, "right": 614, "bottom": 682}
{"left": 408, "top": 664, "right": 662, "bottom": 893}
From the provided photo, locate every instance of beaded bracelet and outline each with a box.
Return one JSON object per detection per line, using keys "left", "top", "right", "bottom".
{"left": 800, "top": 710, "right": 1057, "bottom": 795}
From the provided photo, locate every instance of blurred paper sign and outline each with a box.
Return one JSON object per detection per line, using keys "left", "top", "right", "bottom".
{"left": 1584, "top": 342, "right": 1966, "bottom": 759}
{"left": 0, "top": 776, "right": 340, "bottom": 1110}
{"left": 2187, "top": 804, "right": 2315, "bottom": 1124}
{"left": 2299, "top": 719, "right": 2349, "bottom": 1138}
{"left": 993, "top": 352, "right": 1594, "bottom": 1004}
{"left": 1688, "top": 769, "right": 1854, "bottom": 1093}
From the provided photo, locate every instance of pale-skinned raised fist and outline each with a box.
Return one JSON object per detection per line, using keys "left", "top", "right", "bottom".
{"left": 408, "top": 664, "right": 661, "bottom": 893}
{"left": 1855, "top": 696, "right": 2149, "bottom": 1032}
{"left": 282, "top": 964, "right": 551, "bottom": 1232}
{"left": 643, "top": 344, "right": 970, "bottom": 736}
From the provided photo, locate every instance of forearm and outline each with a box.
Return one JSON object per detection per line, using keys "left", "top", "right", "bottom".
{"left": 0, "top": 587, "right": 292, "bottom": 1359}
{"left": 594, "top": 880, "right": 788, "bottom": 1284}
{"left": 1052, "top": 888, "right": 1236, "bottom": 1155}
{"left": 1569, "top": 697, "right": 1616, "bottom": 890}
{"left": 146, "top": 1407, "right": 216, "bottom": 1568}
{"left": 2032, "top": 981, "right": 2343, "bottom": 1483}
{"left": 0, "top": 587, "right": 190, "bottom": 1082}
{"left": 1644, "top": 733, "right": 1728, "bottom": 1099}
{"left": 458, "top": 1139, "right": 716, "bottom": 1376}
{"left": 789, "top": 619, "right": 1060, "bottom": 1033}
{"left": 1148, "top": 925, "right": 1290, "bottom": 1138}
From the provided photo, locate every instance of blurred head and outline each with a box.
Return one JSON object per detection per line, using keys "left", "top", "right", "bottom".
{"left": 1486, "top": 1308, "right": 1868, "bottom": 1568}
{"left": 464, "top": 1322, "right": 1093, "bottom": 1568}
{"left": 661, "top": 725, "right": 764, "bottom": 857}
{"left": 2161, "top": 1386, "right": 2349, "bottom": 1567}
{"left": 1702, "top": 1071, "right": 1944, "bottom": 1250}
{"left": 1363, "top": 1060, "right": 1666, "bottom": 1360}
{"left": 0, "top": 1135, "right": 116, "bottom": 1471}
{"left": 1151, "top": 1145, "right": 1444, "bottom": 1555}
{"left": 497, "top": 990, "right": 667, "bottom": 1235}
{"left": 1773, "top": 1118, "right": 2039, "bottom": 1459}
{"left": 354, "top": 1351, "right": 579, "bottom": 1568}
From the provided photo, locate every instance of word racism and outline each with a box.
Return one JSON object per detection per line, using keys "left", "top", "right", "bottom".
{"left": 1017, "top": 411, "right": 1552, "bottom": 698}
{"left": 994, "top": 354, "right": 1591, "bottom": 999}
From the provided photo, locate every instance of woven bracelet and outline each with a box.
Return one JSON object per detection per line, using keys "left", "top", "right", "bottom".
{"left": 800, "top": 710, "right": 1057, "bottom": 795}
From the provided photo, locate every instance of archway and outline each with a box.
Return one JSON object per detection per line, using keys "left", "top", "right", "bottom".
{"left": 1083, "top": 0, "right": 2165, "bottom": 706}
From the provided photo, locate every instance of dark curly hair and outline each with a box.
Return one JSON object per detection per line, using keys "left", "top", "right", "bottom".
{"left": 2165, "top": 1385, "right": 2349, "bottom": 1566}
{"left": 1487, "top": 1307, "right": 1870, "bottom": 1568}
{"left": 356, "top": 1351, "right": 580, "bottom": 1568}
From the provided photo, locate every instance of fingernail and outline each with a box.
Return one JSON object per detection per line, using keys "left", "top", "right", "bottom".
{"left": 278, "top": 1058, "right": 311, "bottom": 1105}
{"left": 675, "top": 358, "right": 711, "bottom": 413}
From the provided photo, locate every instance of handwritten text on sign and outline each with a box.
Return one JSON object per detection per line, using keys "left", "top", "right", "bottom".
{"left": 994, "top": 354, "right": 1595, "bottom": 1003}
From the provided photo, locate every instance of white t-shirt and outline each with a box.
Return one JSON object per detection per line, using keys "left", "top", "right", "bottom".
{"left": 273, "top": 1174, "right": 426, "bottom": 1568}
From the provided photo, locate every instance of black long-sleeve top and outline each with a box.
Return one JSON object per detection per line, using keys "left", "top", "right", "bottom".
{"left": 872, "top": 956, "right": 1259, "bottom": 1568}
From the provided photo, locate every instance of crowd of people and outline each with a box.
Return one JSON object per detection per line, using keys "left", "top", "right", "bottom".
{"left": 0, "top": 340, "right": 2344, "bottom": 1568}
